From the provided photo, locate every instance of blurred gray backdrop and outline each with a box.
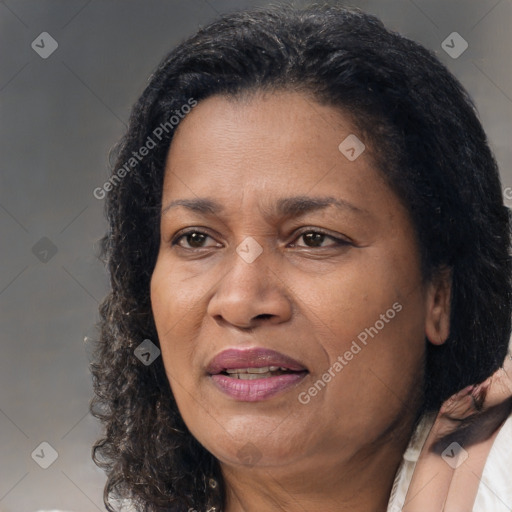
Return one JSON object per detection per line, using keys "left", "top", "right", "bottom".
{"left": 1, "top": 0, "right": 511, "bottom": 510}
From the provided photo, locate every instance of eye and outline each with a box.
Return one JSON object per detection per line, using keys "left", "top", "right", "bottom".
{"left": 172, "top": 230, "right": 222, "bottom": 249}
{"left": 290, "top": 229, "right": 350, "bottom": 248}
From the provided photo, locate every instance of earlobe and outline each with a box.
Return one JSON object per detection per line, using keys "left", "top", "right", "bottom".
{"left": 425, "top": 266, "right": 452, "bottom": 346}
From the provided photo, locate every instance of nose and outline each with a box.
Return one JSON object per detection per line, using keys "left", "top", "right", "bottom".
{"left": 206, "top": 243, "right": 293, "bottom": 330}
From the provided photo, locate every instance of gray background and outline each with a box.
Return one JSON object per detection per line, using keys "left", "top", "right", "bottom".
{"left": 1, "top": 0, "right": 511, "bottom": 510}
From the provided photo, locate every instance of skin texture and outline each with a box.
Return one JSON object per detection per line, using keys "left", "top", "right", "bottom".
{"left": 150, "top": 91, "right": 451, "bottom": 512}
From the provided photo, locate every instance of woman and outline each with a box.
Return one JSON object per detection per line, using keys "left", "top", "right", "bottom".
{"left": 91, "top": 4, "right": 512, "bottom": 511}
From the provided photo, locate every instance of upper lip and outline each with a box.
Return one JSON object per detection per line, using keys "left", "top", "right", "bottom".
{"left": 206, "top": 347, "right": 308, "bottom": 375}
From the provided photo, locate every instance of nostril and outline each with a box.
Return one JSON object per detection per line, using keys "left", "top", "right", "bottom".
{"left": 255, "top": 314, "right": 273, "bottom": 321}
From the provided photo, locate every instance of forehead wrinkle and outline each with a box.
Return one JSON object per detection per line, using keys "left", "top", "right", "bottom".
{"left": 259, "top": 195, "right": 367, "bottom": 222}
{"left": 161, "top": 198, "right": 222, "bottom": 216}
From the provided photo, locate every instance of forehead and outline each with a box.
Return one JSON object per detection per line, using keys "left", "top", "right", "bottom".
{"left": 161, "top": 91, "right": 394, "bottom": 219}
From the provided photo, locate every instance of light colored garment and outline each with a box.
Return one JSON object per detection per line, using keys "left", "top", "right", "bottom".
{"left": 474, "top": 413, "right": 512, "bottom": 511}
{"left": 387, "top": 356, "right": 512, "bottom": 512}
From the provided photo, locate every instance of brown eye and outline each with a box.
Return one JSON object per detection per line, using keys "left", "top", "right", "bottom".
{"left": 184, "top": 232, "right": 207, "bottom": 248}
{"left": 292, "top": 230, "right": 349, "bottom": 248}
{"left": 301, "top": 232, "right": 326, "bottom": 247}
{"left": 172, "top": 230, "right": 220, "bottom": 249}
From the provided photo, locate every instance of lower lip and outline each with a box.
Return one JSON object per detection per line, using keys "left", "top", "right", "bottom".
{"left": 210, "top": 372, "right": 308, "bottom": 402}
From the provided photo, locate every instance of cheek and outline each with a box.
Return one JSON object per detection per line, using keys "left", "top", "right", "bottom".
{"left": 294, "top": 248, "right": 426, "bottom": 414}
{"left": 150, "top": 257, "right": 203, "bottom": 378}
{"left": 150, "top": 250, "right": 220, "bottom": 334}
{"left": 150, "top": 262, "right": 213, "bottom": 424}
{"left": 291, "top": 247, "right": 424, "bottom": 344}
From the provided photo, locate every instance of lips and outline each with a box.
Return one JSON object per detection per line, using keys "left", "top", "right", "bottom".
{"left": 206, "top": 347, "right": 308, "bottom": 375}
{"left": 206, "top": 347, "right": 308, "bottom": 402}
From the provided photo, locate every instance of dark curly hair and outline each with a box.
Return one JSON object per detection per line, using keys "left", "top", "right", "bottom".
{"left": 90, "top": 3, "right": 512, "bottom": 511}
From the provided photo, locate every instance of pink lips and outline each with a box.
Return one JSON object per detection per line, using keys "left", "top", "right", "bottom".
{"left": 206, "top": 347, "right": 308, "bottom": 402}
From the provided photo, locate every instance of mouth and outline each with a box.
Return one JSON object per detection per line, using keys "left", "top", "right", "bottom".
{"left": 222, "top": 366, "right": 303, "bottom": 379}
{"left": 206, "top": 347, "right": 309, "bottom": 401}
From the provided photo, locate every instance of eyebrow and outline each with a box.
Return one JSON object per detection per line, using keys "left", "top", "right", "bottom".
{"left": 162, "top": 198, "right": 221, "bottom": 216}
{"left": 161, "top": 195, "right": 368, "bottom": 218}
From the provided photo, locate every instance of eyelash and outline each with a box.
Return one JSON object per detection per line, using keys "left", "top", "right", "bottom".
{"left": 171, "top": 228, "right": 350, "bottom": 250}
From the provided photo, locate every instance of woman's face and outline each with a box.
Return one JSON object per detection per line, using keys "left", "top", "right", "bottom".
{"left": 150, "top": 91, "right": 449, "bottom": 472}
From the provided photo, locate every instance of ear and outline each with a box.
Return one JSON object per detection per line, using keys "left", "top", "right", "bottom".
{"left": 425, "top": 266, "right": 452, "bottom": 346}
